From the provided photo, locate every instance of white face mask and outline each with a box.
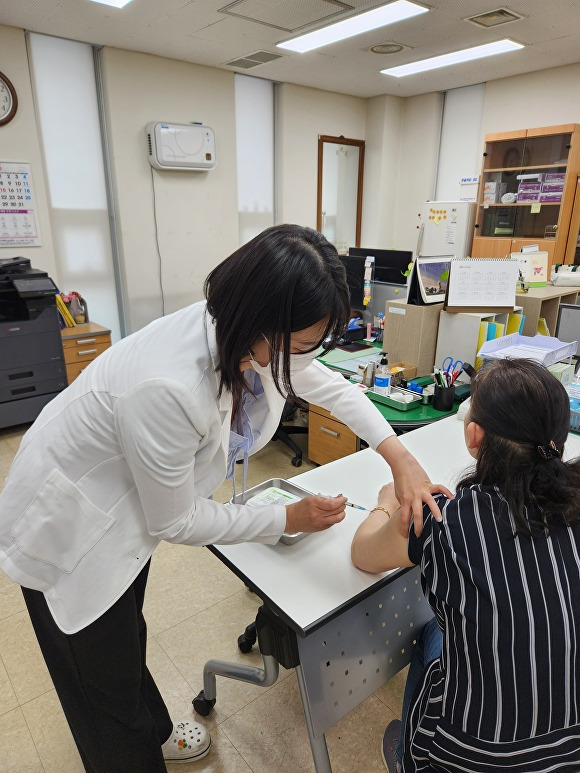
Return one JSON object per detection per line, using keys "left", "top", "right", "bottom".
{"left": 249, "top": 338, "right": 322, "bottom": 380}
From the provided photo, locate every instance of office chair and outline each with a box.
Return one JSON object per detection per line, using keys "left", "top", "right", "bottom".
{"left": 271, "top": 399, "right": 308, "bottom": 467}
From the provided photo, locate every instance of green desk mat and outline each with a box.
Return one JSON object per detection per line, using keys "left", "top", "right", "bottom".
{"left": 319, "top": 346, "right": 377, "bottom": 365}
{"left": 318, "top": 347, "right": 457, "bottom": 424}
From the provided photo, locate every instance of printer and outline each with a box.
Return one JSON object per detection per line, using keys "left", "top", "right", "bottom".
{"left": 0, "top": 257, "right": 67, "bottom": 428}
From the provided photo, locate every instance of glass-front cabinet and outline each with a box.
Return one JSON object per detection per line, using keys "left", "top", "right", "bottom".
{"left": 471, "top": 125, "right": 580, "bottom": 268}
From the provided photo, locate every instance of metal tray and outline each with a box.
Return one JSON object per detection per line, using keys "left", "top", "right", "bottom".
{"left": 230, "top": 478, "right": 314, "bottom": 545}
{"left": 367, "top": 386, "right": 423, "bottom": 411}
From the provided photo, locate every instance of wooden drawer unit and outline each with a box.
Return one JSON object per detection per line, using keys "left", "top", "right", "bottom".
{"left": 61, "top": 322, "right": 111, "bottom": 384}
{"left": 308, "top": 404, "right": 358, "bottom": 466}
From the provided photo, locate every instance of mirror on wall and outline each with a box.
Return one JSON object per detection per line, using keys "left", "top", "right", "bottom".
{"left": 317, "top": 135, "right": 365, "bottom": 254}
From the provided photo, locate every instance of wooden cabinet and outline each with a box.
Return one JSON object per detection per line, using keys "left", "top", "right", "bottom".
{"left": 308, "top": 405, "right": 359, "bottom": 466}
{"left": 471, "top": 124, "right": 580, "bottom": 271}
{"left": 564, "top": 176, "right": 580, "bottom": 264}
{"left": 61, "top": 322, "right": 111, "bottom": 384}
{"left": 515, "top": 286, "right": 579, "bottom": 337}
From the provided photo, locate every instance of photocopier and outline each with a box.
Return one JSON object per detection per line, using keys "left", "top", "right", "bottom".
{"left": 0, "top": 256, "right": 67, "bottom": 429}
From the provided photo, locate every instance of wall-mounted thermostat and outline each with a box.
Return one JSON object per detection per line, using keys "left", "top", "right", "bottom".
{"left": 146, "top": 122, "right": 216, "bottom": 171}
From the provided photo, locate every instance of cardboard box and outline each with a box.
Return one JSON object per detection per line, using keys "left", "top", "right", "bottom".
{"left": 539, "top": 192, "right": 562, "bottom": 203}
{"left": 383, "top": 301, "right": 443, "bottom": 377}
{"left": 517, "top": 191, "right": 540, "bottom": 202}
{"left": 388, "top": 361, "right": 417, "bottom": 386}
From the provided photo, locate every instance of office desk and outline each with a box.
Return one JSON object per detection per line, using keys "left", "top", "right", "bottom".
{"left": 309, "top": 348, "right": 457, "bottom": 467}
{"left": 206, "top": 420, "right": 580, "bottom": 770}
{"left": 205, "top": 417, "right": 580, "bottom": 771}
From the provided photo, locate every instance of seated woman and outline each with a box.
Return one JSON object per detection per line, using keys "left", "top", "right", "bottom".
{"left": 351, "top": 358, "right": 580, "bottom": 772}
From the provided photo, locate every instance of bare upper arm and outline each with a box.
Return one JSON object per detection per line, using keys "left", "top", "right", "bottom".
{"left": 351, "top": 508, "right": 414, "bottom": 574}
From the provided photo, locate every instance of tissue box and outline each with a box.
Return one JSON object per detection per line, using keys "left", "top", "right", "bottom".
{"left": 541, "top": 181, "right": 565, "bottom": 193}
{"left": 544, "top": 172, "right": 565, "bottom": 183}
{"left": 518, "top": 182, "right": 542, "bottom": 193}
{"left": 539, "top": 192, "right": 563, "bottom": 203}
{"left": 483, "top": 181, "right": 507, "bottom": 203}
{"left": 517, "top": 191, "right": 540, "bottom": 202}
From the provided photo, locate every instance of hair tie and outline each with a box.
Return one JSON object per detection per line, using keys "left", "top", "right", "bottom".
{"left": 537, "top": 440, "right": 561, "bottom": 460}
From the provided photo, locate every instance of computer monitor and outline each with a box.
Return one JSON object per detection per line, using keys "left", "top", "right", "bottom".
{"left": 555, "top": 304, "right": 580, "bottom": 349}
{"left": 338, "top": 255, "right": 365, "bottom": 308}
{"left": 348, "top": 247, "right": 411, "bottom": 285}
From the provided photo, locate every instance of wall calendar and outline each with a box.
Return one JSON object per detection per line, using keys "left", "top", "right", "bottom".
{"left": 0, "top": 162, "right": 41, "bottom": 247}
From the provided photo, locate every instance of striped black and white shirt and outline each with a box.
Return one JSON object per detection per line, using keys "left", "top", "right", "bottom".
{"left": 403, "top": 485, "right": 580, "bottom": 772}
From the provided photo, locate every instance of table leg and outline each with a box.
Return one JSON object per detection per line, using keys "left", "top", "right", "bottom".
{"left": 295, "top": 663, "right": 333, "bottom": 773}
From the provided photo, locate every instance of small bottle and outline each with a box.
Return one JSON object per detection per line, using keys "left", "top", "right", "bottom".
{"left": 364, "top": 360, "right": 376, "bottom": 387}
{"left": 373, "top": 355, "right": 391, "bottom": 396}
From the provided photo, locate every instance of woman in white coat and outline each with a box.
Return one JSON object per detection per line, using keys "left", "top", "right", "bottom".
{"left": 0, "top": 224, "right": 449, "bottom": 771}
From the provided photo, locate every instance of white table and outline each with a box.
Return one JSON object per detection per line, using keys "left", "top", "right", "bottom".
{"left": 205, "top": 417, "right": 580, "bottom": 772}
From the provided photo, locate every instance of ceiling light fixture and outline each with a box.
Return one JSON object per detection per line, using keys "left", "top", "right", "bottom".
{"left": 381, "top": 38, "right": 524, "bottom": 77}
{"left": 89, "top": 0, "right": 134, "bottom": 8}
{"left": 276, "top": 0, "right": 428, "bottom": 54}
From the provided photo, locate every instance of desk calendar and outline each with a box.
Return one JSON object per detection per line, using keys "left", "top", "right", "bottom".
{"left": 0, "top": 162, "right": 41, "bottom": 247}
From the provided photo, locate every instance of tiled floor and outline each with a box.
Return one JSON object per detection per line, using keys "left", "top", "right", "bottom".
{"left": 0, "top": 421, "right": 406, "bottom": 773}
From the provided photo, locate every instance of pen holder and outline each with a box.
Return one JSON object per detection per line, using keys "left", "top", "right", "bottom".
{"left": 433, "top": 385, "right": 455, "bottom": 412}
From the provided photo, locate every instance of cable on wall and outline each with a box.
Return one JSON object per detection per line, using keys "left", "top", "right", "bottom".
{"left": 150, "top": 165, "right": 166, "bottom": 317}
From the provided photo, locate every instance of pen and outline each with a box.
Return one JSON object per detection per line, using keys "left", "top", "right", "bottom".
{"left": 346, "top": 501, "right": 367, "bottom": 511}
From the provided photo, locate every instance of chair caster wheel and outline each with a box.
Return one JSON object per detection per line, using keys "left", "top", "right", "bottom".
{"left": 291, "top": 457, "right": 302, "bottom": 467}
{"left": 192, "top": 690, "right": 216, "bottom": 717}
{"left": 238, "top": 635, "right": 254, "bottom": 653}
{"left": 237, "top": 623, "right": 257, "bottom": 653}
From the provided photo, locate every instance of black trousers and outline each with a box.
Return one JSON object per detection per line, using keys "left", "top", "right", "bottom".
{"left": 22, "top": 560, "right": 173, "bottom": 773}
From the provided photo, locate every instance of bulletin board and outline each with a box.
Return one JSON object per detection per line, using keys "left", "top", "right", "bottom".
{"left": 0, "top": 162, "right": 41, "bottom": 247}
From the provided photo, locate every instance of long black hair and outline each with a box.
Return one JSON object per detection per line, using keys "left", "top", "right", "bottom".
{"left": 457, "top": 358, "right": 580, "bottom": 536}
{"left": 204, "top": 224, "right": 350, "bottom": 414}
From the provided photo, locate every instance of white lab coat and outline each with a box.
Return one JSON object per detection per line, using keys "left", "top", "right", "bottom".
{"left": 0, "top": 302, "right": 394, "bottom": 633}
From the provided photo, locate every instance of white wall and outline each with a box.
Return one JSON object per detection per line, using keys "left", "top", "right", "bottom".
{"left": 0, "top": 25, "right": 57, "bottom": 279}
{"left": 361, "top": 94, "right": 404, "bottom": 248}
{"left": 481, "top": 62, "right": 580, "bottom": 138}
{"left": 99, "top": 47, "right": 239, "bottom": 333}
{"left": 275, "top": 83, "right": 366, "bottom": 229}
{"left": 394, "top": 92, "right": 444, "bottom": 252}
{"left": 436, "top": 84, "right": 485, "bottom": 202}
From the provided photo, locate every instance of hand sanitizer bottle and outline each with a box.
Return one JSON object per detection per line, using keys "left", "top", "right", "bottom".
{"left": 373, "top": 355, "right": 392, "bottom": 396}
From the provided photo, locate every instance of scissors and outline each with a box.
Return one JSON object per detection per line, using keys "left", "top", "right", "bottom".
{"left": 441, "top": 356, "right": 463, "bottom": 375}
{"left": 441, "top": 357, "right": 464, "bottom": 385}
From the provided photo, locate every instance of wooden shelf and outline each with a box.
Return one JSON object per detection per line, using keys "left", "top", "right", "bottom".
{"left": 478, "top": 202, "right": 561, "bottom": 207}
{"left": 483, "top": 163, "right": 567, "bottom": 172}
{"left": 474, "top": 124, "right": 580, "bottom": 268}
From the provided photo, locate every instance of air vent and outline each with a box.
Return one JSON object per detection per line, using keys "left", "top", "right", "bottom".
{"left": 466, "top": 7, "right": 524, "bottom": 28}
{"left": 367, "top": 42, "right": 407, "bottom": 55}
{"left": 224, "top": 51, "right": 283, "bottom": 69}
{"left": 147, "top": 133, "right": 153, "bottom": 156}
{"left": 244, "top": 50, "right": 282, "bottom": 63}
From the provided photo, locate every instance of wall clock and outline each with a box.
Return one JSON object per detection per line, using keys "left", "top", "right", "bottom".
{"left": 0, "top": 71, "right": 18, "bottom": 126}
